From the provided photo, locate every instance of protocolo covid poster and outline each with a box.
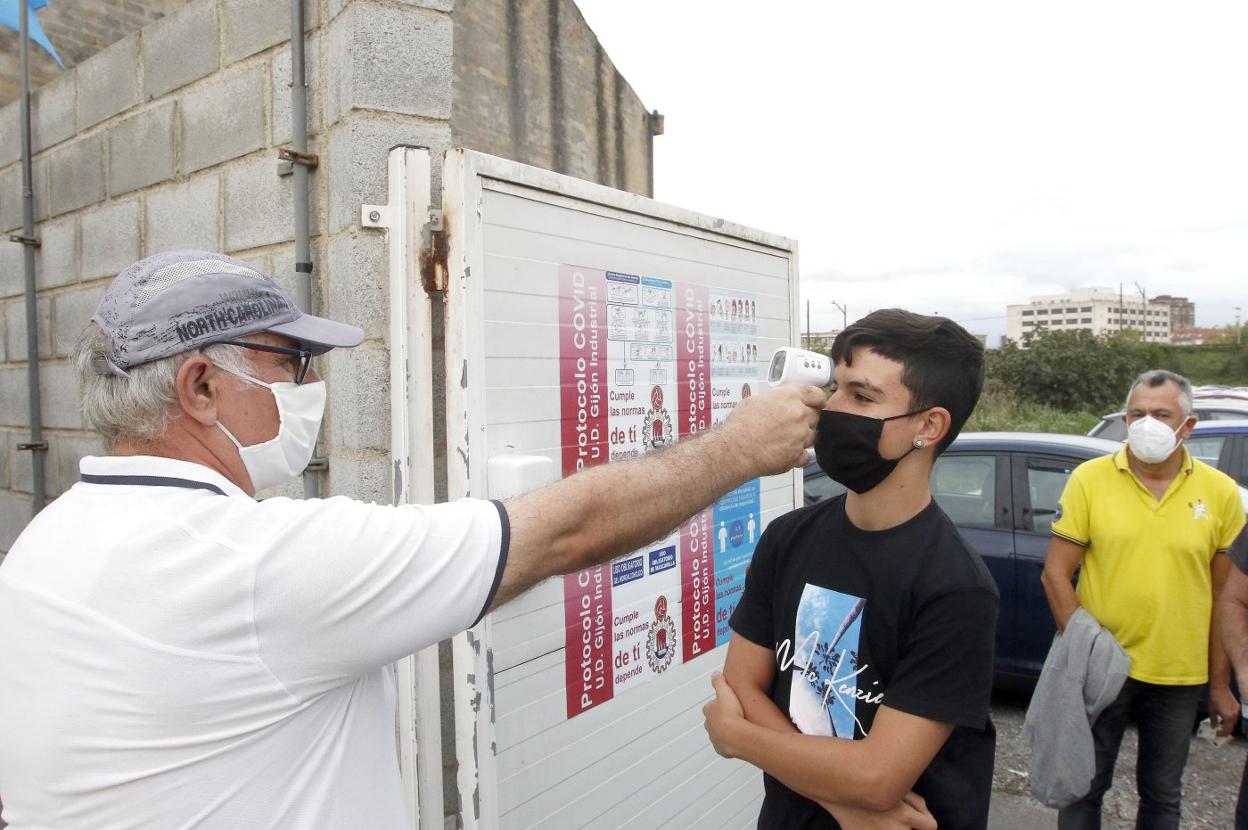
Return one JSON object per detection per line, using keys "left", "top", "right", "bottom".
{"left": 560, "top": 265, "right": 765, "bottom": 718}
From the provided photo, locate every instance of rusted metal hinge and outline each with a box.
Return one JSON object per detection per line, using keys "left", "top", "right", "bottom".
{"left": 360, "top": 204, "right": 447, "bottom": 295}
{"left": 9, "top": 234, "right": 40, "bottom": 248}
{"left": 419, "top": 210, "right": 447, "bottom": 293}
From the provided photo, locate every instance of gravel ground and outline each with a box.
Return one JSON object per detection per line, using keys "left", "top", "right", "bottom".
{"left": 993, "top": 689, "right": 1247, "bottom": 829}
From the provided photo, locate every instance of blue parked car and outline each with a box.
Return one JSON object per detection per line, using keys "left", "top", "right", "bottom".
{"left": 1183, "top": 419, "right": 1248, "bottom": 490}
{"left": 803, "top": 428, "right": 1248, "bottom": 687}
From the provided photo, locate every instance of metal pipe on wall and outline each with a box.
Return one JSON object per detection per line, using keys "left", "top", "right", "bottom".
{"left": 18, "top": 0, "right": 48, "bottom": 514}
{"left": 290, "top": 0, "right": 320, "bottom": 499}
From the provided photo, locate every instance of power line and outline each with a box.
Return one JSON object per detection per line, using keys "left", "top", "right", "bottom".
{"left": 950, "top": 314, "right": 1009, "bottom": 323}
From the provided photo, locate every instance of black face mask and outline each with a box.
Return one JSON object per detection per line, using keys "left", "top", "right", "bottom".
{"left": 814, "top": 408, "right": 928, "bottom": 494}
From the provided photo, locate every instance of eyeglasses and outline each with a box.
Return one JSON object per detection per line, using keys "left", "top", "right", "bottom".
{"left": 200, "top": 339, "right": 314, "bottom": 384}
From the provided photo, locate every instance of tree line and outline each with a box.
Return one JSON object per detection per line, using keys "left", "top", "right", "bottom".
{"left": 987, "top": 330, "right": 1248, "bottom": 413}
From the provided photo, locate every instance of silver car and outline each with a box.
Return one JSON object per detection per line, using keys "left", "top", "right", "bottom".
{"left": 1088, "top": 397, "right": 1248, "bottom": 442}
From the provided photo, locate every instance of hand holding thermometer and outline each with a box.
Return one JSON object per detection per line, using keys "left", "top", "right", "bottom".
{"left": 767, "top": 347, "right": 833, "bottom": 389}
{"left": 767, "top": 347, "right": 833, "bottom": 464}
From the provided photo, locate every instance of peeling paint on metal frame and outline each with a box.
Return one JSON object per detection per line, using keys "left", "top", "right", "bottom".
{"left": 467, "top": 628, "right": 483, "bottom": 819}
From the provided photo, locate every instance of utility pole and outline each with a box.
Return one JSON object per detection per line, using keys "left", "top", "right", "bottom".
{"left": 1237, "top": 307, "right": 1242, "bottom": 347}
{"left": 1133, "top": 282, "right": 1147, "bottom": 340}
{"left": 805, "top": 299, "right": 810, "bottom": 350}
{"left": 830, "top": 301, "right": 848, "bottom": 331}
{"left": 1118, "top": 283, "right": 1124, "bottom": 333}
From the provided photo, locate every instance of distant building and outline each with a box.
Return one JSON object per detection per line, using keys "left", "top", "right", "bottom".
{"left": 1152, "top": 295, "right": 1195, "bottom": 331}
{"left": 1006, "top": 287, "right": 1173, "bottom": 344}
{"left": 802, "top": 330, "right": 840, "bottom": 354}
{"left": 803, "top": 329, "right": 987, "bottom": 353}
{"left": 1171, "top": 326, "right": 1222, "bottom": 346}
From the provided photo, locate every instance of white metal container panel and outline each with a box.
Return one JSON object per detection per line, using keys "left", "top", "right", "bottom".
{"left": 441, "top": 150, "right": 800, "bottom": 829}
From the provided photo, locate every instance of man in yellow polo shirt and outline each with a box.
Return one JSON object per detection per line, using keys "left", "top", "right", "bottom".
{"left": 1042, "top": 369, "right": 1245, "bottom": 830}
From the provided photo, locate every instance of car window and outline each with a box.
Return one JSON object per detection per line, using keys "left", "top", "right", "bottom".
{"left": 1186, "top": 435, "right": 1226, "bottom": 468}
{"left": 1090, "top": 417, "right": 1126, "bottom": 442}
{"left": 1024, "top": 458, "right": 1078, "bottom": 536}
{"left": 931, "top": 454, "right": 996, "bottom": 527}
{"left": 804, "top": 470, "right": 847, "bottom": 505}
{"left": 1205, "top": 409, "right": 1248, "bottom": 421}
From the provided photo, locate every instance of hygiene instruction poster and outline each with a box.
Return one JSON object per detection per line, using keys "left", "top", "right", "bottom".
{"left": 560, "top": 265, "right": 764, "bottom": 719}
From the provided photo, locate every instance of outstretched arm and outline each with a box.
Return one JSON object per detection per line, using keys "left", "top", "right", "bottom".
{"left": 493, "top": 386, "right": 825, "bottom": 609}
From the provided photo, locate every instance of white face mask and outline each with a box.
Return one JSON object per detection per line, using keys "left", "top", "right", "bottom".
{"left": 1126, "top": 415, "right": 1182, "bottom": 465}
{"left": 215, "top": 366, "right": 326, "bottom": 493}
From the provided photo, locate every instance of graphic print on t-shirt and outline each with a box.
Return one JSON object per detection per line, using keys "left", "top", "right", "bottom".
{"left": 788, "top": 584, "right": 869, "bottom": 739}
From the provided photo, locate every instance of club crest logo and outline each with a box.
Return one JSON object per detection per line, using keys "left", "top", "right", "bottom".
{"left": 1190, "top": 499, "right": 1208, "bottom": 520}
{"left": 643, "top": 385, "right": 673, "bottom": 449}
{"left": 646, "top": 594, "right": 677, "bottom": 673}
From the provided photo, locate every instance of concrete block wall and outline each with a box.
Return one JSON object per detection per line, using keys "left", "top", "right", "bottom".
{"left": 0, "top": 0, "right": 189, "bottom": 107}
{"left": 0, "top": 0, "right": 655, "bottom": 565}
{"left": 452, "top": 0, "right": 656, "bottom": 197}
{"left": 0, "top": 0, "right": 460, "bottom": 555}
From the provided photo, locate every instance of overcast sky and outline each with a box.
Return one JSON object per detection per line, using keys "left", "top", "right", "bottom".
{"left": 575, "top": 1, "right": 1248, "bottom": 342}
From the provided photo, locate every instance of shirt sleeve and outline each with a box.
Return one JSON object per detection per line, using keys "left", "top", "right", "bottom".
{"left": 251, "top": 496, "right": 508, "bottom": 699}
{"left": 1050, "top": 464, "right": 1091, "bottom": 546}
{"left": 1216, "top": 486, "right": 1247, "bottom": 554}
{"left": 729, "top": 522, "right": 779, "bottom": 649}
{"left": 1230, "top": 527, "right": 1248, "bottom": 575}
{"left": 882, "top": 587, "right": 998, "bottom": 730}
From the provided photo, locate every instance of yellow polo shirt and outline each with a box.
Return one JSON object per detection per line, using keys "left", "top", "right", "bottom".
{"left": 1051, "top": 447, "right": 1245, "bottom": 685}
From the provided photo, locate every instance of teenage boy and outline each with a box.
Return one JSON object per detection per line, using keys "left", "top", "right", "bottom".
{"left": 703, "top": 309, "right": 997, "bottom": 829}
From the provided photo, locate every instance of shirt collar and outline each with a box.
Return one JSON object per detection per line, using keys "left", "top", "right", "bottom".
{"left": 79, "top": 455, "right": 250, "bottom": 497}
{"left": 1113, "top": 445, "right": 1194, "bottom": 476}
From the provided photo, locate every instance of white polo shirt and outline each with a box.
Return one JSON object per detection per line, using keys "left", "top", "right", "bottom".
{"left": 0, "top": 455, "right": 508, "bottom": 830}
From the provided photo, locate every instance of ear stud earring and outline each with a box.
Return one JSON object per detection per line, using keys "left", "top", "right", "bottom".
{"left": 914, "top": 439, "right": 925, "bottom": 448}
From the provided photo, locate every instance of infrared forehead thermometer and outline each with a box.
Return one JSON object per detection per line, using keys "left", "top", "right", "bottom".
{"left": 767, "top": 347, "right": 833, "bottom": 388}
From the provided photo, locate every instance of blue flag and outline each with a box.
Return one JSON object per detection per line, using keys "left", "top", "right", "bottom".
{"left": 0, "top": 0, "right": 64, "bottom": 69}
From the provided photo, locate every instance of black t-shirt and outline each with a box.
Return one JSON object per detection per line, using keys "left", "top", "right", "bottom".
{"left": 730, "top": 494, "right": 999, "bottom": 830}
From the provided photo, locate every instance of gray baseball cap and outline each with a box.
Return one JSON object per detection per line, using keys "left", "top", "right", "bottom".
{"left": 91, "top": 250, "right": 364, "bottom": 376}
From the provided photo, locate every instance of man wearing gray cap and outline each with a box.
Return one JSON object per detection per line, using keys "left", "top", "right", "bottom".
{"left": 0, "top": 251, "right": 823, "bottom": 829}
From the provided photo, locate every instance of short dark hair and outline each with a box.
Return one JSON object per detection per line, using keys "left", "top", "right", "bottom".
{"left": 1125, "top": 369, "right": 1192, "bottom": 416}
{"left": 830, "top": 309, "right": 985, "bottom": 452}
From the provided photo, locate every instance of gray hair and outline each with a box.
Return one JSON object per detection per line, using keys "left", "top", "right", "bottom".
{"left": 74, "top": 325, "right": 255, "bottom": 448}
{"left": 1125, "top": 369, "right": 1193, "bottom": 416}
